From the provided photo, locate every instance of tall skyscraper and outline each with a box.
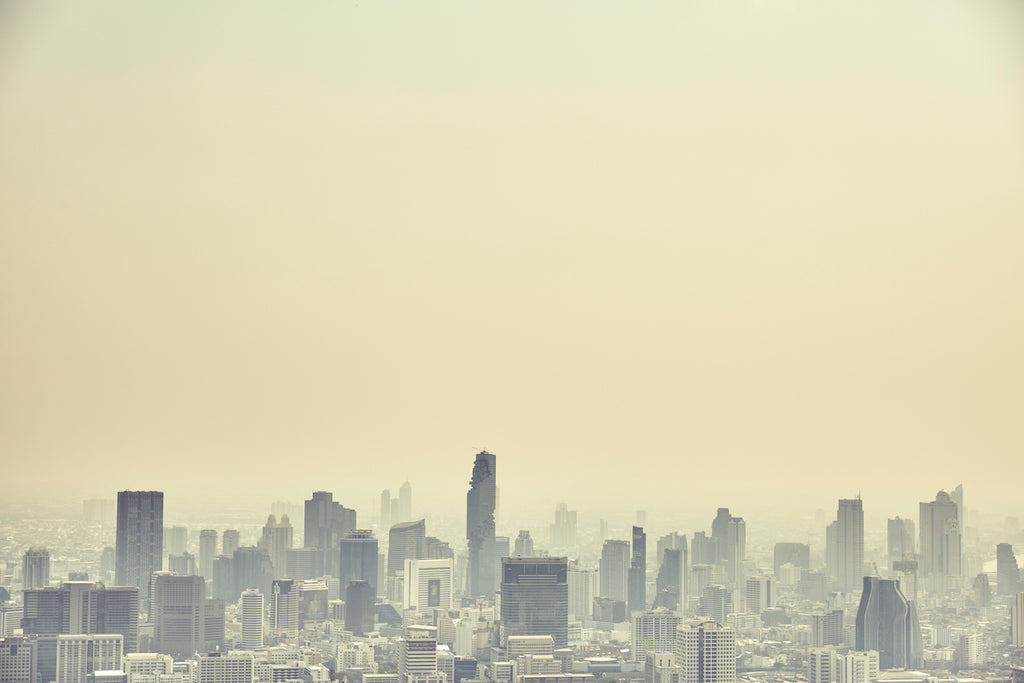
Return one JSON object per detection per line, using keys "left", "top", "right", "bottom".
{"left": 855, "top": 576, "right": 922, "bottom": 670}
{"left": 997, "top": 544, "right": 1020, "bottom": 596}
{"left": 398, "top": 481, "right": 413, "bottom": 523}
{"left": 466, "top": 451, "right": 497, "bottom": 599}
{"left": 629, "top": 526, "right": 647, "bottom": 613}
{"left": 655, "top": 548, "right": 686, "bottom": 611}
{"left": 271, "top": 580, "right": 299, "bottom": 637}
{"left": 151, "top": 575, "right": 223, "bottom": 659}
{"left": 221, "top": 530, "right": 240, "bottom": 557}
{"left": 550, "top": 504, "right": 577, "bottom": 549}
{"left": 499, "top": 557, "right": 569, "bottom": 647}
{"left": 231, "top": 546, "right": 274, "bottom": 603}
{"left": 380, "top": 490, "right": 392, "bottom": 532}
{"left": 567, "top": 564, "right": 598, "bottom": 619}
{"left": 199, "top": 530, "right": 217, "bottom": 591}
{"left": 676, "top": 621, "right": 736, "bottom": 683}
{"left": 304, "top": 491, "right": 357, "bottom": 578}
{"left": 260, "top": 515, "right": 293, "bottom": 579}
{"left": 920, "top": 491, "right": 961, "bottom": 579}
{"left": 388, "top": 520, "right": 427, "bottom": 576}
{"left": 630, "top": 610, "right": 685, "bottom": 663}
{"left": 811, "top": 610, "right": 844, "bottom": 647}
{"left": 699, "top": 585, "right": 733, "bottom": 624}
{"left": 600, "top": 540, "right": 630, "bottom": 602}
{"left": 238, "top": 589, "right": 263, "bottom": 650}
{"left": 115, "top": 491, "right": 164, "bottom": 606}
{"left": 340, "top": 530, "right": 379, "bottom": 597}
{"left": 23, "top": 548, "right": 51, "bottom": 589}
{"left": 164, "top": 527, "right": 187, "bottom": 557}
{"left": 710, "top": 509, "right": 745, "bottom": 586}
{"left": 828, "top": 498, "right": 864, "bottom": 593}
{"left": 514, "top": 531, "right": 535, "bottom": 557}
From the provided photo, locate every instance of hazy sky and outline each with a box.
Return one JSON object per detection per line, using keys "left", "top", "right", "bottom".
{"left": 1, "top": 1, "right": 1022, "bottom": 521}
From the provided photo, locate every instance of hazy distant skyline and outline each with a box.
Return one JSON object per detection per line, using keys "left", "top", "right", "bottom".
{"left": 2, "top": 1, "right": 1022, "bottom": 518}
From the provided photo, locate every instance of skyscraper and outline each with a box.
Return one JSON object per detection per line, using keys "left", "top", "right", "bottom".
{"left": 919, "top": 491, "right": 961, "bottom": 579}
{"left": 830, "top": 498, "right": 864, "bottom": 593}
{"left": 151, "top": 575, "right": 223, "bottom": 659}
{"left": 238, "top": 589, "right": 263, "bottom": 650}
{"left": 199, "top": 530, "right": 217, "bottom": 592}
{"left": 23, "top": 548, "right": 51, "bottom": 589}
{"left": 398, "top": 481, "right": 413, "bottom": 524}
{"left": 630, "top": 610, "right": 685, "bottom": 663}
{"left": 399, "top": 626, "right": 439, "bottom": 683}
{"left": 304, "top": 491, "right": 357, "bottom": 578}
{"left": 745, "top": 576, "right": 774, "bottom": 614}
{"left": 340, "top": 530, "right": 379, "bottom": 597}
{"left": 600, "top": 540, "right": 630, "bottom": 602}
{"left": 997, "top": 544, "right": 1020, "bottom": 596}
{"left": 514, "top": 531, "right": 535, "bottom": 557}
{"left": 676, "top": 621, "right": 736, "bottom": 683}
{"left": 710, "top": 509, "right": 745, "bottom": 586}
{"left": 629, "top": 526, "right": 647, "bottom": 613}
{"left": 499, "top": 557, "right": 569, "bottom": 647}
{"left": 260, "top": 515, "right": 293, "bottom": 579}
{"left": 550, "top": 504, "right": 577, "bottom": 549}
{"left": 221, "top": 530, "right": 240, "bottom": 557}
{"left": 388, "top": 520, "right": 427, "bottom": 576}
{"left": 887, "top": 518, "right": 915, "bottom": 566}
{"left": 466, "top": 451, "right": 497, "bottom": 599}
{"left": 115, "top": 491, "right": 164, "bottom": 606}
{"left": 403, "top": 559, "right": 454, "bottom": 611}
{"left": 271, "top": 580, "right": 298, "bottom": 637}
{"left": 654, "top": 548, "right": 686, "bottom": 611}
{"left": 855, "top": 576, "right": 922, "bottom": 670}
{"left": 380, "top": 490, "right": 392, "bottom": 532}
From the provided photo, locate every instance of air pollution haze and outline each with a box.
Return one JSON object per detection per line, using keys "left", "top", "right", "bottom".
{"left": 1, "top": 1, "right": 1022, "bottom": 520}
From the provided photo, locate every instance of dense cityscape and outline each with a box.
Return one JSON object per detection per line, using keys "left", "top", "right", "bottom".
{"left": 1, "top": 452, "right": 1022, "bottom": 683}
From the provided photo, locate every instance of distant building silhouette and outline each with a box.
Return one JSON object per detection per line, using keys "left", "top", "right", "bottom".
{"left": 23, "top": 548, "right": 50, "bottom": 589}
{"left": 260, "top": 515, "right": 293, "bottom": 580}
{"left": 887, "top": 518, "right": 915, "bottom": 566}
{"left": 773, "top": 543, "right": 810, "bottom": 578}
{"left": 919, "top": 491, "right": 961, "bottom": 580}
{"left": 344, "top": 580, "right": 375, "bottom": 637}
{"left": 304, "top": 491, "right": 356, "bottom": 577}
{"left": 221, "top": 530, "right": 240, "bottom": 557}
{"left": 600, "top": 540, "right": 630, "bottom": 602}
{"left": 827, "top": 498, "right": 864, "bottom": 593}
{"left": 151, "top": 575, "right": 223, "bottom": 659}
{"left": 514, "top": 531, "right": 535, "bottom": 557}
{"left": 629, "top": 526, "right": 647, "bottom": 613}
{"left": 550, "top": 504, "right": 577, "bottom": 549}
{"left": 997, "top": 544, "right": 1020, "bottom": 596}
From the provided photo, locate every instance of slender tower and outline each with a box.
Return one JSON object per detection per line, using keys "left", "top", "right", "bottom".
{"left": 466, "top": 451, "right": 497, "bottom": 599}
{"left": 115, "top": 491, "right": 164, "bottom": 610}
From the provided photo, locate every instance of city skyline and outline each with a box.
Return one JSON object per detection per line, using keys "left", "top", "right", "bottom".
{"left": 2, "top": 1, "right": 1023, "bottom": 517}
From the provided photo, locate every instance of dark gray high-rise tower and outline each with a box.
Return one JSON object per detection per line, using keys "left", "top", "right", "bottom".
{"left": 628, "top": 526, "right": 646, "bottom": 613}
{"left": 115, "top": 491, "right": 164, "bottom": 606}
{"left": 855, "top": 576, "right": 922, "bottom": 670}
{"left": 499, "top": 556, "right": 568, "bottom": 647}
{"left": 340, "top": 530, "right": 379, "bottom": 596}
{"left": 22, "top": 548, "right": 51, "bottom": 589}
{"left": 599, "top": 540, "right": 630, "bottom": 602}
{"left": 466, "top": 451, "right": 497, "bottom": 599}
{"left": 996, "top": 543, "right": 1020, "bottom": 596}
{"left": 304, "top": 491, "right": 357, "bottom": 577}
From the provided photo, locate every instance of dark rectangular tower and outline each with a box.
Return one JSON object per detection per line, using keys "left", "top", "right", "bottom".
{"left": 466, "top": 451, "right": 497, "bottom": 599}
{"left": 115, "top": 491, "right": 164, "bottom": 606}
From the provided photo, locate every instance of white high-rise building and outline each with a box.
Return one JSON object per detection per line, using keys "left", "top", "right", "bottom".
{"left": 632, "top": 611, "right": 686, "bottom": 663}
{"left": 676, "top": 621, "right": 735, "bottom": 683}
{"left": 568, "top": 567, "right": 598, "bottom": 620}
{"left": 840, "top": 651, "right": 879, "bottom": 683}
{"left": 239, "top": 589, "right": 264, "bottom": 650}
{"left": 56, "top": 634, "right": 124, "bottom": 683}
{"left": 404, "top": 559, "right": 454, "bottom": 611}
{"left": 745, "top": 577, "right": 774, "bottom": 614}
{"left": 808, "top": 648, "right": 839, "bottom": 683}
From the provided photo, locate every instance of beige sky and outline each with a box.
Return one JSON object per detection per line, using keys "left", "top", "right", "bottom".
{"left": 1, "top": 1, "right": 1022, "bottom": 521}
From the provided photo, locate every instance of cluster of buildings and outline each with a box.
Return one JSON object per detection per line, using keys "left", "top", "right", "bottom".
{"left": 1, "top": 456, "right": 1023, "bottom": 683}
